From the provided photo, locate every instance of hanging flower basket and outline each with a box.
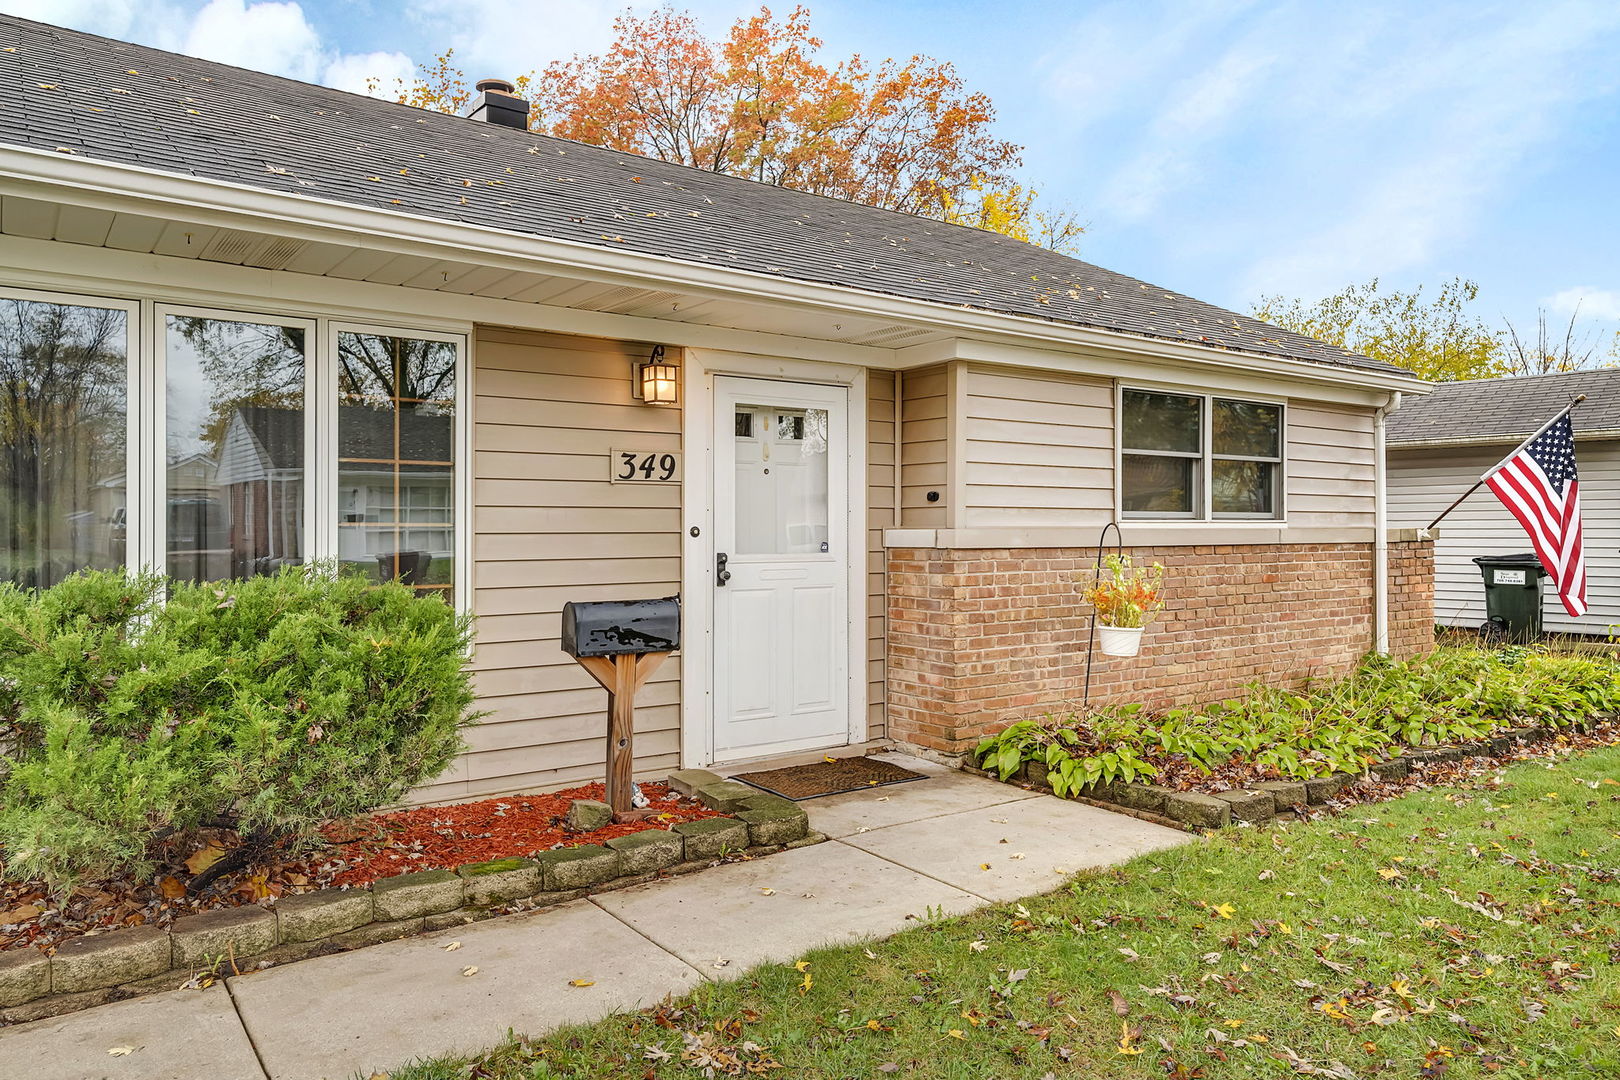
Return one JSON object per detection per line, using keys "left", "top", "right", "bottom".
{"left": 1096, "top": 624, "right": 1145, "bottom": 657}
{"left": 1081, "top": 554, "right": 1165, "bottom": 659}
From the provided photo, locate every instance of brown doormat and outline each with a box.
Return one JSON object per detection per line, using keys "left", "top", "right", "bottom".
{"left": 732, "top": 756, "right": 928, "bottom": 800}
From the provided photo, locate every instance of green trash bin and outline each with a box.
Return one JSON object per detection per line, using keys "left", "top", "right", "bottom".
{"left": 1471, "top": 553, "right": 1548, "bottom": 643}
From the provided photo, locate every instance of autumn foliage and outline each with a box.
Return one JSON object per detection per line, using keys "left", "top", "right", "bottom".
{"left": 1080, "top": 554, "right": 1166, "bottom": 629}
{"left": 373, "top": 6, "right": 1081, "bottom": 251}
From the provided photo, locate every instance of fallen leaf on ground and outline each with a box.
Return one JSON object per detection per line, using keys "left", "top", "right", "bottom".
{"left": 0, "top": 904, "right": 42, "bottom": 924}
{"left": 108, "top": 1047, "right": 137, "bottom": 1057}
{"left": 461, "top": 966, "right": 478, "bottom": 977}
{"left": 443, "top": 941, "right": 461, "bottom": 952}
{"left": 568, "top": 978, "right": 594, "bottom": 987}
{"left": 759, "top": 887, "right": 775, "bottom": 896}
{"left": 184, "top": 843, "right": 227, "bottom": 875}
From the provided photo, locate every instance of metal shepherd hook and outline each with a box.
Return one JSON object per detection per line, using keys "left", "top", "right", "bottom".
{"left": 1082, "top": 521, "right": 1125, "bottom": 709}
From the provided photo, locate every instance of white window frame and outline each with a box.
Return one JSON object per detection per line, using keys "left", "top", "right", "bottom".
{"left": 0, "top": 286, "right": 469, "bottom": 612}
{"left": 1117, "top": 383, "right": 1287, "bottom": 524}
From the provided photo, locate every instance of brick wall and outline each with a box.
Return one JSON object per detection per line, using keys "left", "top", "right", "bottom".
{"left": 1386, "top": 537, "right": 1436, "bottom": 661}
{"left": 887, "top": 539, "right": 1435, "bottom": 757}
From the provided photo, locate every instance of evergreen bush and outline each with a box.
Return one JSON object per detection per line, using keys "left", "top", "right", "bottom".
{"left": 0, "top": 568, "right": 476, "bottom": 892}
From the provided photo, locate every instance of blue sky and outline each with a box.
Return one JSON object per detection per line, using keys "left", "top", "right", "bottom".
{"left": 15, "top": 0, "right": 1620, "bottom": 349}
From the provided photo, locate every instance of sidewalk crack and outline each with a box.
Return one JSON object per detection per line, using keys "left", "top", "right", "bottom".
{"left": 829, "top": 836, "right": 994, "bottom": 904}
{"left": 223, "top": 976, "right": 274, "bottom": 1080}
{"left": 588, "top": 897, "right": 712, "bottom": 981}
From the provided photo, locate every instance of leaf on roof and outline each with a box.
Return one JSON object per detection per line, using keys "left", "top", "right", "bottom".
{"left": 365, "top": 176, "right": 382, "bottom": 182}
{"left": 36, "top": 83, "right": 57, "bottom": 89}
{"left": 601, "top": 234, "right": 625, "bottom": 242}
{"left": 54, "top": 147, "right": 77, "bottom": 154}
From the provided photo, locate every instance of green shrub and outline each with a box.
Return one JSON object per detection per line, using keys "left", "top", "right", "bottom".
{"left": 0, "top": 568, "right": 477, "bottom": 892}
{"left": 976, "top": 646, "right": 1620, "bottom": 798}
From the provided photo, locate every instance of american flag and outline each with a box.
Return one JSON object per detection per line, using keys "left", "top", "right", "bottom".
{"left": 1483, "top": 412, "right": 1586, "bottom": 617}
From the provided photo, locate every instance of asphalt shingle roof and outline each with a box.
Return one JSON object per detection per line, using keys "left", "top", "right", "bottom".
{"left": 1386, "top": 368, "right": 1620, "bottom": 446}
{"left": 0, "top": 14, "right": 1405, "bottom": 376}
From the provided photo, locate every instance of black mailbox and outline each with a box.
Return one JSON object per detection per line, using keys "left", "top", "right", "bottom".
{"left": 561, "top": 597, "right": 681, "bottom": 658}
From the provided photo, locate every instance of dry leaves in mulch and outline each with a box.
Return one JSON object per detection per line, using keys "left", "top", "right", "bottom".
{"left": 0, "top": 780, "right": 724, "bottom": 955}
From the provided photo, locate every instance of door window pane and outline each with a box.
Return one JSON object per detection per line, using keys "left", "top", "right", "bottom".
{"left": 338, "top": 332, "right": 456, "bottom": 601}
{"left": 1213, "top": 460, "right": 1276, "bottom": 515}
{"left": 0, "top": 299, "right": 127, "bottom": 587}
{"left": 1213, "top": 399, "right": 1281, "bottom": 458}
{"left": 1122, "top": 390, "right": 1201, "bottom": 453}
{"left": 165, "top": 315, "right": 305, "bottom": 583}
{"left": 1121, "top": 454, "right": 1195, "bottom": 516}
{"left": 734, "top": 406, "right": 829, "bottom": 554}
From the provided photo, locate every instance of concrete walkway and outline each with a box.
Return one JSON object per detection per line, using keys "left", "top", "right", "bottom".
{"left": 0, "top": 754, "right": 1188, "bottom": 1080}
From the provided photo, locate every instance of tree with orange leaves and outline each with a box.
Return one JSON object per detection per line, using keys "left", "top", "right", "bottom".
{"left": 371, "top": 7, "right": 1081, "bottom": 252}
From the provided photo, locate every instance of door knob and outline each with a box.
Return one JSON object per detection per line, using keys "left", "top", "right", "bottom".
{"left": 716, "top": 552, "right": 731, "bottom": 586}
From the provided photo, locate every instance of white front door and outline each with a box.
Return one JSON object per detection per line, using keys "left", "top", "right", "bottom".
{"left": 711, "top": 377, "right": 849, "bottom": 761}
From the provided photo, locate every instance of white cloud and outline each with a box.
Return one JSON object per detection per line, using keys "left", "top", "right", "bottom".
{"left": 324, "top": 50, "right": 416, "bottom": 97}
{"left": 1037, "top": 0, "right": 1620, "bottom": 301}
{"left": 1547, "top": 286, "right": 1620, "bottom": 322}
{"left": 397, "top": 0, "right": 741, "bottom": 83}
{"left": 183, "top": 0, "right": 323, "bottom": 81}
{"left": 7, "top": 0, "right": 185, "bottom": 48}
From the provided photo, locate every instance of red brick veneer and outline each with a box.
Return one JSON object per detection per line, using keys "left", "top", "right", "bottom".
{"left": 886, "top": 540, "right": 1436, "bottom": 756}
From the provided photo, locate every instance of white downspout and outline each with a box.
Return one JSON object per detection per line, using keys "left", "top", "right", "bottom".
{"left": 1373, "top": 391, "right": 1402, "bottom": 653}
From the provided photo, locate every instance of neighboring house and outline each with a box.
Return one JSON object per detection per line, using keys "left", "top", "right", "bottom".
{"left": 1387, "top": 369, "right": 1620, "bottom": 635}
{"left": 0, "top": 15, "right": 1432, "bottom": 801}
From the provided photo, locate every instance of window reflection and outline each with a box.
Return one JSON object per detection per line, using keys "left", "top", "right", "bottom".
{"left": 337, "top": 332, "right": 456, "bottom": 602}
{"left": 734, "top": 406, "right": 829, "bottom": 555}
{"left": 0, "top": 299, "right": 127, "bottom": 587}
{"left": 165, "top": 316, "right": 306, "bottom": 583}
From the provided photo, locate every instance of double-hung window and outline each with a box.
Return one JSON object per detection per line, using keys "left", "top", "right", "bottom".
{"left": 1120, "top": 389, "right": 1283, "bottom": 520}
{"left": 0, "top": 287, "right": 466, "bottom": 603}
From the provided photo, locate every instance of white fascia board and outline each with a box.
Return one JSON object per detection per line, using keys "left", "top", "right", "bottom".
{"left": 1, "top": 144, "right": 1430, "bottom": 394}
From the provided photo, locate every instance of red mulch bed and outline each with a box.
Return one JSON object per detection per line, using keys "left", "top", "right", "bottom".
{"left": 0, "top": 780, "right": 724, "bottom": 955}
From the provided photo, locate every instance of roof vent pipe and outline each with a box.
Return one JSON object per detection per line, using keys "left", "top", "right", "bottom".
{"left": 466, "top": 78, "right": 530, "bottom": 129}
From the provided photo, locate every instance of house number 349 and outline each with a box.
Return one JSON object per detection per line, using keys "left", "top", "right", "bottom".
{"left": 610, "top": 449, "right": 680, "bottom": 483}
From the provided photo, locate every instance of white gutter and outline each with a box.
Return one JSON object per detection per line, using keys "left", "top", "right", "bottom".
{"left": 0, "top": 145, "right": 1433, "bottom": 396}
{"left": 1373, "top": 391, "right": 1401, "bottom": 654}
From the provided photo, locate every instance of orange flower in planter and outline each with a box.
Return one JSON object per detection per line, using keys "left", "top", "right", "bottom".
{"left": 1080, "top": 554, "right": 1165, "bottom": 629}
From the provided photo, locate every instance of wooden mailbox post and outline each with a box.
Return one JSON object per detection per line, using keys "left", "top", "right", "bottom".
{"left": 560, "top": 597, "right": 681, "bottom": 819}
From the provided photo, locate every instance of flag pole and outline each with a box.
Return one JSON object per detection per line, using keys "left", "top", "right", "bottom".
{"left": 1424, "top": 394, "right": 1586, "bottom": 532}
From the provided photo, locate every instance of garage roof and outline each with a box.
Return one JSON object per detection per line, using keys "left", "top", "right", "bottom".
{"left": 1387, "top": 368, "right": 1620, "bottom": 446}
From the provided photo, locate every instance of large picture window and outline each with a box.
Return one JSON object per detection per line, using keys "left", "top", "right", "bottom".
{"left": 0, "top": 288, "right": 466, "bottom": 603}
{"left": 1121, "top": 389, "right": 1283, "bottom": 520}
{"left": 0, "top": 296, "right": 130, "bottom": 587}
{"left": 165, "top": 312, "right": 308, "bottom": 583}
{"left": 337, "top": 330, "right": 458, "bottom": 602}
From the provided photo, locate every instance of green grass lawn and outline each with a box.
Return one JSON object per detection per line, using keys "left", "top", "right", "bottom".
{"left": 393, "top": 745, "right": 1620, "bottom": 1080}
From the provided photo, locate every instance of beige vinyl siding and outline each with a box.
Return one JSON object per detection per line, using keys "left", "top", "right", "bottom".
{"left": 1389, "top": 442, "right": 1620, "bottom": 634}
{"left": 1286, "top": 402, "right": 1377, "bottom": 529}
{"left": 417, "top": 327, "right": 682, "bottom": 804}
{"left": 899, "top": 364, "right": 950, "bottom": 526}
{"left": 961, "top": 366, "right": 1113, "bottom": 527}
{"left": 867, "top": 371, "right": 896, "bottom": 740}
